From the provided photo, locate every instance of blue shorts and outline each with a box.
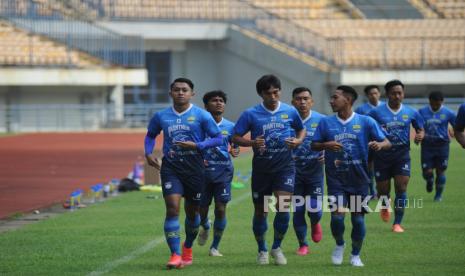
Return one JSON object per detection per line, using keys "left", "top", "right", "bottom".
{"left": 374, "top": 157, "right": 411, "bottom": 181}
{"left": 160, "top": 162, "right": 205, "bottom": 205}
{"left": 200, "top": 180, "right": 231, "bottom": 207}
{"left": 327, "top": 190, "right": 370, "bottom": 214}
{"left": 421, "top": 145, "right": 449, "bottom": 171}
{"left": 251, "top": 169, "right": 295, "bottom": 204}
{"left": 294, "top": 173, "right": 324, "bottom": 197}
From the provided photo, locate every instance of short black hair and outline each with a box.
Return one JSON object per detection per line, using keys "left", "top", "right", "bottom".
{"left": 256, "top": 74, "right": 281, "bottom": 95}
{"left": 203, "top": 90, "right": 227, "bottom": 105}
{"left": 384, "top": 79, "right": 404, "bottom": 93}
{"left": 364, "top": 85, "right": 380, "bottom": 95}
{"left": 170, "top": 77, "right": 194, "bottom": 90}
{"left": 292, "top": 87, "right": 312, "bottom": 98}
{"left": 429, "top": 91, "right": 444, "bottom": 101}
{"left": 336, "top": 85, "right": 358, "bottom": 103}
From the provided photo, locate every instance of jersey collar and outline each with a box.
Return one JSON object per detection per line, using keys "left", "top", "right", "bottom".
{"left": 172, "top": 103, "right": 193, "bottom": 116}
{"left": 368, "top": 101, "right": 381, "bottom": 108}
{"left": 337, "top": 111, "right": 355, "bottom": 125}
{"left": 301, "top": 110, "right": 312, "bottom": 124}
{"left": 261, "top": 101, "right": 281, "bottom": 114}
{"left": 387, "top": 103, "right": 403, "bottom": 115}
{"left": 216, "top": 117, "right": 224, "bottom": 126}
{"left": 429, "top": 105, "right": 443, "bottom": 114}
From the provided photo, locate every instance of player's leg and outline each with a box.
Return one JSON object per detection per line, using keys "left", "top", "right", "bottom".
{"left": 329, "top": 195, "right": 346, "bottom": 265}
{"left": 269, "top": 171, "right": 294, "bottom": 265}
{"left": 198, "top": 182, "right": 213, "bottom": 246}
{"left": 181, "top": 173, "right": 204, "bottom": 265}
{"left": 161, "top": 166, "right": 184, "bottom": 269}
{"left": 374, "top": 159, "right": 392, "bottom": 222}
{"left": 421, "top": 146, "right": 434, "bottom": 193}
{"left": 308, "top": 178, "right": 323, "bottom": 244}
{"left": 252, "top": 171, "right": 270, "bottom": 264}
{"left": 292, "top": 174, "right": 309, "bottom": 255}
{"left": 392, "top": 174, "right": 409, "bottom": 233}
{"left": 434, "top": 146, "right": 449, "bottom": 201}
{"left": 349, "top": 211, "right": 365, "bottom": 267}
{"left": 367, "top": 150, "right": 377, "bottom": 198}
{"left": 209, "top": 181, "right": 231, "bottom": 256}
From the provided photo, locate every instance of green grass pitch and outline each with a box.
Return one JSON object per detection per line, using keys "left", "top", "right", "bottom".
{"left": 1, "top": 142, "right": 465, "bottom": 275}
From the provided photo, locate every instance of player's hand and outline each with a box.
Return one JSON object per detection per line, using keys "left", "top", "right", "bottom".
{"left": 229, "top": 144, "right": 240, "bottom": 158}
{"left": 318, "top": 151, "right": 325, "bottom": 164}
{"left": 175, "top": 141, "right": 197, "bottom": 150}
{"left": 368, "top": 141, "right": 382, "bottom": 151}
{"left": 252, "top": 135, "right": 266, "bottom": 150}
{"left": 285, "top": 137, "right": 303, "bottom": 149}
{"left": 145, "top": 154, "right": 161, "bottom": 170}
{"left": 324, "top": 141, "right": 343, "bottom": 151}
{"left": 414, "top": 131, "right": 424, "bottom": 144}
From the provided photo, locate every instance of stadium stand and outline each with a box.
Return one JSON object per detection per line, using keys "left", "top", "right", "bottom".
{"left": 0, "top": 20, "right": 101, "bottom": 67}
{"left": 425, "top": 0, "right": 465, "bottom": 18}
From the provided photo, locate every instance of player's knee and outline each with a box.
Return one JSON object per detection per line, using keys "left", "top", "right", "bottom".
{"left": 214, "top": 203, "right": 226, "bottom": 218}
{"left": 422, "top": 170, "right": 433, "bottom": 180}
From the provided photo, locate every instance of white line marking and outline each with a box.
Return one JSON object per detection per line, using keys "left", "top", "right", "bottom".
{"left": 88, "top": 191, "right": 250, "bottom": 276}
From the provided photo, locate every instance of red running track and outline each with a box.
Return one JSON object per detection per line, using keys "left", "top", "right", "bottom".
{"left": 0, "top": 133, "right": 162, "bottom": 219}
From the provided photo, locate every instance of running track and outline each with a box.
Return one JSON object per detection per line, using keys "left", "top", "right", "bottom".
{"left": 0, "top": 133, "right": 162, "bottom": 219}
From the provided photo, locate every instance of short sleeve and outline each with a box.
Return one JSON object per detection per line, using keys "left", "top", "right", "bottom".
{"left": 201, "top": 110, "right": 221, "bottom": 137}
{"left": 367, "top": 117, "right": 386, "bottom": 142}
{"left": 233, "top": 111, "right": 251, "bottom": 136}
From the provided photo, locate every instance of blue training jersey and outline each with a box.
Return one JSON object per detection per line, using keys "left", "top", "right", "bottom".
{"left": 456, "top": 103, "right": 465, "bottom": 132}
{"left": 312, "top": 113, "right": 386, "bottom": 186}
{"left": 203, "top": 118, "right": 235, "bottom": 183}
{"left": 368, "top": 103, "right": 424, "bottom": 162}
{"left": 233, "top": 101, "right": 304, "bottom": 173}
{"left": 355, "top": 101, "right": 384, "bottom": 115}
{"left": 147, "top": 104, "right": 221, "bottom": 174}
{"left": 292, "top": 110, "right": 325, "bottom": 177}
{"left": 418, "top": 105, "right": 456, "bottom": 147}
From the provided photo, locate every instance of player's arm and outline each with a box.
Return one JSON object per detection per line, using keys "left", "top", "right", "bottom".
{"left": 412, "top": 110, "right": 425, "bottom": 144}
{"left": 145, "top": 114, "right": 162, "bottom": 170}
{"left": 310, "top": 119, "right": 342, "bottom": 152}
{"left": 176, "top": 133, "right": 223, "bottom": 150}
{"left": 454, "top": 105, "right": 465, "bottom": 148}
{"left": 285, "top": 127, "right": 305, "bottom": 149}
{"left": 368, "top": 138, "right": 391, "bottom": 151}
{"left": 231, "top": 134, "right": 265, "bottom": 149}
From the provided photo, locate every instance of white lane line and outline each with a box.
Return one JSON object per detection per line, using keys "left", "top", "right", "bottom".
{"left": 87, "top": 191, "right": 250, "bottom": 276}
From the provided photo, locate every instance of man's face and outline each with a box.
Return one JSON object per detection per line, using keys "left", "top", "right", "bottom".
{"left": 429, "top": 99, "right": 443, "bottom": 112}
{"left": 292, "top": 91, "right": 313, "bottom": 114}
{"left": 330, "top": 90, "right": 350, "bottom": 112}
{"left": 386, "top": 85, "right": 404, "bottom": 106}
{"left": 205, "top": 96, "right": 225, "bottom": 116}
{"left": 260, "top": 86, "right": 281, "bottom": 106}
{"left": 367, "top": 88, "right": 381, "bottom": 105}
{"left": 170, "top": 82, "right": 194, "bottom": 105}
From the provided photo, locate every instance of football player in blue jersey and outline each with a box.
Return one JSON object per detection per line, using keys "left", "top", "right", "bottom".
{"left": 144, "top": 78, "right": 223, "bottom": 269}
{"left": 418, "top": 91, "right": 456, "bottom": 201}
{"left": 197, "top": 90, "right": 239, "bottom": 257}
{"left": 454, "top": 103, "right": 465, "bottom": 148}
{"left": 290, "top": 87, "right": 325, "bottom": 256}
{"left": 355, "top": 85, "right": 384, "bottom": 199}
{"left": 232, "top": 74, "right": 306, "bottom": 265}
{"left": 368, "top": 80, "right": 425, "bottom": 233}
{"left": 312, "top": 85, "right": 390, "bottom": 267}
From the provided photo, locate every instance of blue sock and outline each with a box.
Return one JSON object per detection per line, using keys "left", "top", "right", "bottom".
{"left": 184, "top": 214, "right": 200, "bottom": 248}
{"left": 211, "top": 217, "right": 226, "bottom": 249}
{"left": 394, "top": 192, "right": 407, "bottom": 225}
{"left": 253, "top": 215, "right": 268, "bottom": 252}
{"left": 308, "top": 196, "right": 322, "bottom": 225}
{"left": 201, "top": 217, "right": 211, "bottom": 230}
{"left": 423, "top": 171, "right": 434, "bottom": 189}
{"left": 330, "top": 214, "right": 345, "bottom": 246}
{"left": 272, "top": 212, "right": 290, "bottom": 249}
{"left": 351, "top": 214, "right": 366, "bottom": 256}
{"left": 164, "top": 216, "right": 181, "bottom": 255}
{"left": 293, "top": 205, "right": 308, "bottom": 246}
{"left": 435, "top": 174, "right": 446, "bottom": 198}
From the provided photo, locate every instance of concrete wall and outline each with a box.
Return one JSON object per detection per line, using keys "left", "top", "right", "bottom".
{"left": 170, "top": 27, "right": 339, "bottom": 120}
